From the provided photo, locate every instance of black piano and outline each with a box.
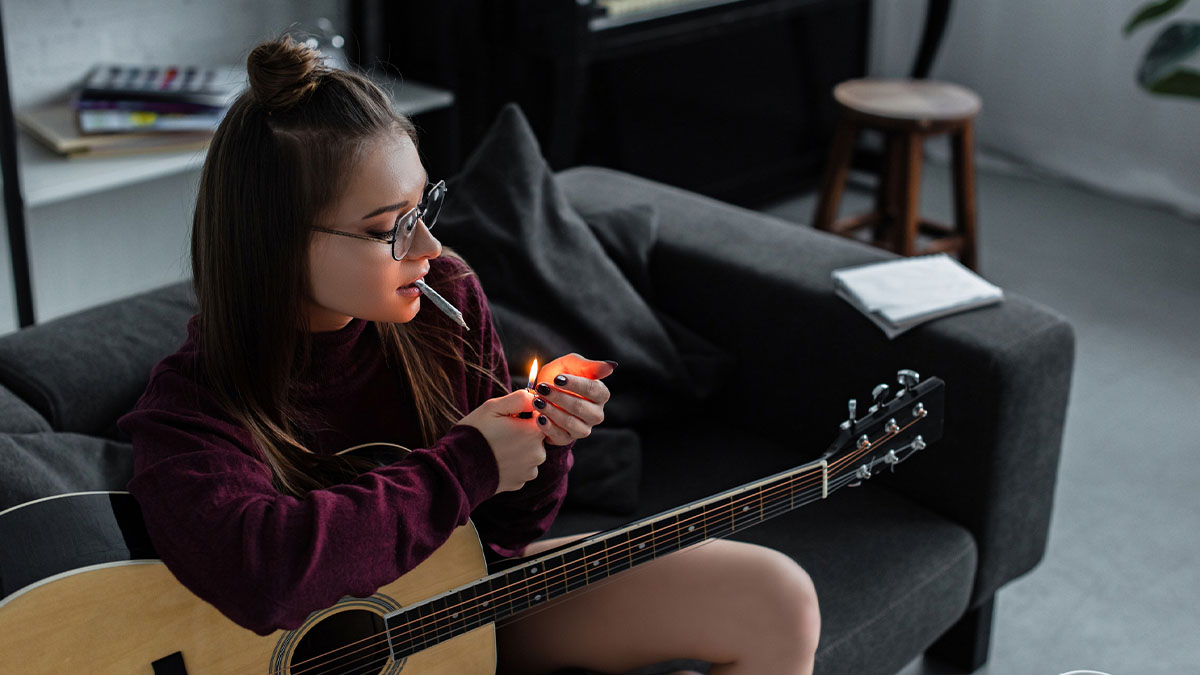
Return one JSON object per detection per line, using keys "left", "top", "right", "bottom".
{"left": 351, "top": 0, "right": 949, "bottom": 205}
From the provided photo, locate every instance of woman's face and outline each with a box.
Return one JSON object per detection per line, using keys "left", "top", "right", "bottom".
{"left": 306, "top": 132, "right": 442, "bottom": 332}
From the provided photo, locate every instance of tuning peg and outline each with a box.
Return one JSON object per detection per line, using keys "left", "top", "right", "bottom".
{"left": 841, "top": 398, "right": 858, "bottom": 433}
{"left": 897, "top": 369, "right": 920, "bottom": 390}
{"left": 870, "top": 383, "right": 890, "bottom": 411}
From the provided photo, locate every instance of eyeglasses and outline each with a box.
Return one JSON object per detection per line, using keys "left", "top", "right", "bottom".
{"left": 311, "top": 179, "right": 447, "bottom": 261}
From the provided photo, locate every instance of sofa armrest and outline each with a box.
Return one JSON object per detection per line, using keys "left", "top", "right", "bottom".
{"left": 557, "top": 167, "right": 1076, "bottom": 608}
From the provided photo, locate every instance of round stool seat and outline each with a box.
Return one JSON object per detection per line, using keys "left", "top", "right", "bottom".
{"left": 814, "top": 78, "right": 981, "bottom": 270}
{"left": 834, "top": 79, "right": 981, "bottom": 127}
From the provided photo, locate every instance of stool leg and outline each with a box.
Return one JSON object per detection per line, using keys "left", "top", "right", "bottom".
{"left": 812, "top": 118, "right": 858, "bottom": 232}
{"left": 952, "top": 120, "right": 979, "bottom": 270}
{"left": 874, "top": 133, "right": 904, "bottom": 247}
{"left": 897, "top": 132, "right": 924, "bottom": 257}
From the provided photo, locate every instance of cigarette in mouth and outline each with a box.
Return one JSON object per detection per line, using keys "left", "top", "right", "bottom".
{"left": 413, "top": 279, "right": 468, "bottom": 331}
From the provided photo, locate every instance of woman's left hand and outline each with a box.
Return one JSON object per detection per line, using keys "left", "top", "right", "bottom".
{"left": 531, "top": 353, "right": 617, "bottom": 446}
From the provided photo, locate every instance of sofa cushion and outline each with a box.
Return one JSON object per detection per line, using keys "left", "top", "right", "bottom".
{"left": 560, "top": 427, "right": 642, "bottom": 515}
{"left": 0, "top": 432, "right": 134, "bottom": 512}
{"left": 437, "top": 104, "right": 730, "bottom": 427}
{"left": 549, "top": 421, "right": 976, "bottom": 674}
{"left": 0, "top": 384, "right": 51, "bottom": 434}
{"left": 0, "top": 282, "right": 196, "bottom": 437}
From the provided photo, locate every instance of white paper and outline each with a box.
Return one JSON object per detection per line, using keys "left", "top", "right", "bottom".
{"left": 832, "top": 254, "right": 1004, "bottom": 337}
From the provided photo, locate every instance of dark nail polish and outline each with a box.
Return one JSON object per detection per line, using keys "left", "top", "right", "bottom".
{"left": 604, "top": 360, "right": 619, "bottom": 369}
{"left": 538, "top": 415, "right": 548, "bottom": 426}
{"left": 537, "top": 383, "right": 552, "bottom": 396}
{"left": 534, "top": 397, "right": 547, "bottom": 409}
{"left": 554, "top": 374, "right": 568, "bottom": 386}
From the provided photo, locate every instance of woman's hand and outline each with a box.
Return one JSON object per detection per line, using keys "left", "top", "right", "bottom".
{"left": 458, "top": 390, "right": 547, "bottom": 495}
{"left": 531, "top": 354, "right": 617, "bottom": 446}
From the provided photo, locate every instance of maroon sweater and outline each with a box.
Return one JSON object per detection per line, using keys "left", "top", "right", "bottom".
{"left": 118, "top": 256, "right": 574, "bottom": 635}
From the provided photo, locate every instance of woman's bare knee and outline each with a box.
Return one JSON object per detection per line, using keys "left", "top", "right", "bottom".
{"left": 753, "top": 548, "right": 821, "bottom": 664}
{"left": 497, "top": 537, "right": 820, "bottom": 674}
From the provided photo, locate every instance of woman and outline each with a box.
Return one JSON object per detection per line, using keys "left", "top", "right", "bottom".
{"left": 119, "top": 36, "right": 820, "bottom": 675}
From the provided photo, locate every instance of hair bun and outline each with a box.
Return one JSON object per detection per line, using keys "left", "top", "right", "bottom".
{"left": 247, "top": 37, "right": 324, "bottom": 112}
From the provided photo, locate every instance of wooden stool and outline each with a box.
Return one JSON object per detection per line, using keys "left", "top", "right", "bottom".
{"left": 813, "top": 79, "right": 982, "bottom": 270}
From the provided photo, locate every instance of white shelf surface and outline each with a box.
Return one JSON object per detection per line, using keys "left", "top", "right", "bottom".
{"left": 15, "top": 78, "right": 455, "bottom": 209}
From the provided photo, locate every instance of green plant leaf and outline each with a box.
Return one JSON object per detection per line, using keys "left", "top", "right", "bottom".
{"left": 1125, "top": 0, "right": 1189, "bottom": 36}
{"left": 1146, "top": 69, "right": 1200, "bottom": 97}
{"left": 1138, "top": 22, "right": 1200, "bottom": 87}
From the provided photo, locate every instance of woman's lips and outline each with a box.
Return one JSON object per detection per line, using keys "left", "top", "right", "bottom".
{"left": 397, "top": 267, "right": 429, "bottom": 296}
{"left": 397, "top": 274, "right": 426, "bottom": 296}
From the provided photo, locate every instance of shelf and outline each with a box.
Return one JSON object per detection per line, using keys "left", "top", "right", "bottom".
{"left": 14, "top": 77, "right": 455, "bottom": 209}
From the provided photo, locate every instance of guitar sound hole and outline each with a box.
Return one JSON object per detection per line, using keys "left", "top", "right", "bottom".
{"left": 291, "top": 609, "right": 390, "bottom": 674}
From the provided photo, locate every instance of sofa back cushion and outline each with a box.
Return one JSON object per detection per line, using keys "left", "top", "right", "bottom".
{"left": 436, "top": 103, "right": 729, "bottom": 426}
{"left": 0, "top": 432, "right": 133, "bottom": 511}
{"left": 0, "top": 282, "right": 196, "bottom": 437}
{"left": 0, "top": 384, "right": 52, "bottom": 434}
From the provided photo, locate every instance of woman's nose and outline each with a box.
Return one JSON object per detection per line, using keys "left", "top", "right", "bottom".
{"left": 406, "top": 220, "right": 442, "bottom": 261}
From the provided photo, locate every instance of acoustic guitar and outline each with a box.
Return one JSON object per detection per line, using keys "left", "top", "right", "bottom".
{"left": 0, "top": 370, "right": 942, "bottom": 674}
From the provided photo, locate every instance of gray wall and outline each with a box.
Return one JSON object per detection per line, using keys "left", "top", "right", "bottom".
{"left": 870, "top": 0, "right": 1200, "bottom": 219}
{"left": 0, "top": 0, "right": 345, "bottom": 334}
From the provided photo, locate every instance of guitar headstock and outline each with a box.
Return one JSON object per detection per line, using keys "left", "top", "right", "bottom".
{"left": 820, "top": 370, "right": 945, "bottom": 485}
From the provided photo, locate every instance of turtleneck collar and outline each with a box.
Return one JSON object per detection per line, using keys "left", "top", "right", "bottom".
{"left": 299, "top": 318, "right": 374, "bottom": 388}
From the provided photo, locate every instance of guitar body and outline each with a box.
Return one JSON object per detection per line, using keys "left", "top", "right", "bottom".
{"left": 0, "top": 492, "right": 496, "bottom": 674}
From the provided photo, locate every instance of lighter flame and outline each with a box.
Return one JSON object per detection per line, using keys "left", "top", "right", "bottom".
{"left": 527, "top": 359, "right": 539, "bottom": 391}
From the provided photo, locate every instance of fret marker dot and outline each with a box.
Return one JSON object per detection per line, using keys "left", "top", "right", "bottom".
{"left": 482, "top": 601, "right": 489, "bottom": 606}
{"left": 593, "top": 561, "right": 600, "bottom": 567}
{"left": 530, "top": 567, "right": 537, "bottom": 573}
{"left": 743, "top": 506, "right": 750, "bottom": 512}
{"left": 534, "top": 594, "right": 542, "bottom": 601}
{"left": 638, "top": 543, "right": 646, "bottom": 549}
{"left": 452, "top": 613, "right": 459, "bottom": 619}
{"left": 688, "top": 526, "right": 695, "bottom": 532}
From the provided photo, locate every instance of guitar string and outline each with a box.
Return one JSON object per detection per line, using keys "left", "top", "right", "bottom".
{"left": 277, "top": 416, "right": 924, "bottom": 675}
{"left": 277, "top": 418, "right": 917, "bottom": 675}
{"left": 323, "top": 518, "right": 817, "bottom": 675}
{"left": 279, "top": 418, "right": 915, "bottom": 675}
{"left": 286, "top": 467, "right": 874, "bottom": 675}
{"left": 282, "top": 470, "right": 839, "bottom": 675}
{"left": 282, "top": 462, "right": 834, "bottom": 675}
{"left": 488, "top": 474, "right": 863, "bottom": 634}
{"left": 282, "top": 465, "right": 867, "bottom": 675}
{"left": 351, "top": 416, "right": 916, "bottom": 656}
{"left": 296, "top": 473, "right": 866, "bottom": 675}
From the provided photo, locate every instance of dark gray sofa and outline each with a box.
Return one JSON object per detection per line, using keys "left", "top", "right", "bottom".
{"left": 0, "top": 165, "right": 1074, "bottom": 674}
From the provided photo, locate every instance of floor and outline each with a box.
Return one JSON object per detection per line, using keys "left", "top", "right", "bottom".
{"left": 759, "top": 159, "right": 1200, "bottom": 675}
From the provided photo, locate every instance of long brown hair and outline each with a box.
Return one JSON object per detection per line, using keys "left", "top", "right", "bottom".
{"left": 192, "top": 36, "right": 502, "bottom": 496}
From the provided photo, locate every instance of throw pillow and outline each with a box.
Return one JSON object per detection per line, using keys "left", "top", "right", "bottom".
{"left": 0, "top": 385, "right": 51, "bottom": 434}
{"left": 0, "top": 432, "right": 134, "bottom": 511}
{"left": 435, "top": 103, "right": 711, "bottom": 426}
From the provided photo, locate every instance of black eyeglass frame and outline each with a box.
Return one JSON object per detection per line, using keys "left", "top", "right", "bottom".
{"left": 310, "top": 179, "right": 447, "bottom": 261}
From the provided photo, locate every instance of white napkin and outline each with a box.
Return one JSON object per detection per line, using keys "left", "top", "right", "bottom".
{"left": 832, "top": 254, "right": 1003, "bottom": 338}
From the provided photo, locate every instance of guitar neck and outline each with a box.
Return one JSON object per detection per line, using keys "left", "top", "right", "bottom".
{"left": 383, "top": 456, "right": 840, "bottom": 659}
{"left": 382, "top": 376, "right": 942, "bottom": 660}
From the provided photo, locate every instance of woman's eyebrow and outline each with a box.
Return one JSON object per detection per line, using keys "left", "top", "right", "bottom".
{"left": 360, "top": 200, "right": 409, "bottom": 220}
{"left": 359, "top": 172, "right": 430, "bottom": 220}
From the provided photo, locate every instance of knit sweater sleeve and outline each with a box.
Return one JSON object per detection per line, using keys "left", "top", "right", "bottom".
{"left": 120, "top": 371, "right": 500, "bottom": 636}
{"left": 438, "top": 257, "right": 575, "bottom": 559}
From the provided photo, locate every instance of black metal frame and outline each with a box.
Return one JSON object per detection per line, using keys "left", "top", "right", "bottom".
{"left": 0, "top": 17, "right": 35, "bottom": 328}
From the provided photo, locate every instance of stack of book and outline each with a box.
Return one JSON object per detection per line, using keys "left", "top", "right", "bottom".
{"left": 17, "top": 63, "right": 244, "bottom": 158}
{"left": 832, "top": 253, "right": 1005, "bottom": 339}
